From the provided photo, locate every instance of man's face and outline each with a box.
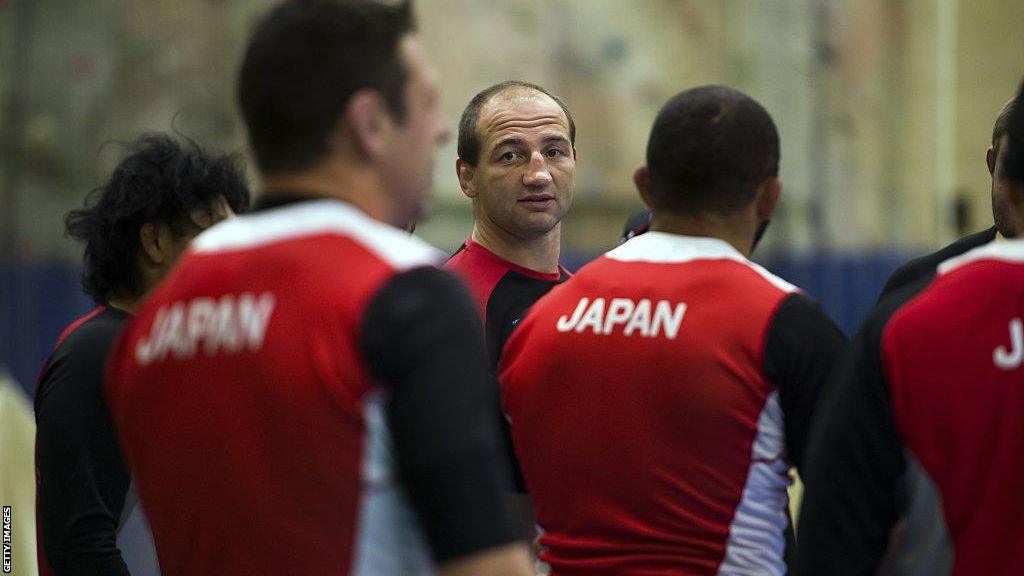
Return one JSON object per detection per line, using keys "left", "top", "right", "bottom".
{"left": 990, "top": 135, "right": 1024, "bottom": 237}
{"left": 460, "top": 91, "right": 575, "bottom": 240}
{"left": 380, "top": 36, "right": 450, "bottom": 226}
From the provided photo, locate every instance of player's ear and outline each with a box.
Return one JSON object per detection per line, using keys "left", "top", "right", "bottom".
{"left": 634, "top": 165, "right": 653, "bottom": 209}
{"left": 988, "top": 146, "right": 997, "bottom": 176}
{"left": 340, "top": 88, "right": 393, "bottom": 160}
{"left": 139, "top": 222, "right": 171, "bottom": 265}
{"left": 457, "top": 157, "right": 477, "bottom": 198}
{"left": 755, "top": 177, "right": 781, "bottom": 221}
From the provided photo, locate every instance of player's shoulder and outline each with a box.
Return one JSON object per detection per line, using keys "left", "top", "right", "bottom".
{"left": 444, "top": 240, "right": 517, "bottom": 280}
{"left": 54, "top": 307, "right": 126, "bottom": 355}
{"left": 935, "top": 237, "right": 1024, "bottom": 278}
{"left": 602, "top": 231, "right": 799, "bottom": 295}
{"left": 887, "top": 240, "right": 1024, "bottom": 336}
{"left": 192, "top": 199, "right": 443, "bottom": 270}
{"left": 880, "top": 227, "right": 997, "bottom": 299}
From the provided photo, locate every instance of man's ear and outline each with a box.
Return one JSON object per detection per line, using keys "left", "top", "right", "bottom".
{"left": 987, "top": 146, "right": 997, "bottom": 176}
{"left": 139, "top": 222, "right": 168, "bottom": 266}
{"left": 339, "top": 89, "right": 392, "bottom": 160}
{"left": 457, "top": 157, "right": 477, "bottom": 199}
{"left": 755, "top": 177, "right": 782, "bottom": 221}
{"left": 634, "top": 165, "right": 653, "bottom": 209}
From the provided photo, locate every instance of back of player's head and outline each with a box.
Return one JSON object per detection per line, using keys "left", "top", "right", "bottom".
{"left": 457, "top": 80, "right": 576, "bottom": 166}
{"left": 645, "top": 85, "right": 779, "bottom": 216}
{"left": 992, "top": 97, "right": 1017, "bottom": 152}
{"left": 64, "top": 133, "right": 250, "bottom": 304}
{"left": 1005, "top": 78, "right": 1024, "bottom": 181}
{"left": 239, "top": 0, "right": 416, "bottom": 175}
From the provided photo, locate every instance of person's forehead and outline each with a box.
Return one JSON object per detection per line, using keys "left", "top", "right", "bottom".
{"left": 399, "top": 35, "right": 437, "bottom": 87}
{"left": 478, "top": 90, "right": 570, "bottom": 143}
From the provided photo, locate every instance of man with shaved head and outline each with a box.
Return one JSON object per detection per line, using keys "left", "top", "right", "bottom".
{"left": 445, "top": 82, "right": 576, "bottom": 539}
{"left": 447, "top": 81, "right": 576, "bottom": 368}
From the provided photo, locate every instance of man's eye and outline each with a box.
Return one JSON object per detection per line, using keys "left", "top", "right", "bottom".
{"left": 500, "top": 151, "right": 518, "bottom": 162}
{"left": 546, "top": 148, "right": 566, "bottom": 158}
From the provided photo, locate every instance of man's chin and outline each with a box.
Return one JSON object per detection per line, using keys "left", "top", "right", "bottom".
{"left": 512, "top": 214, "right": 562, "bottom": 238}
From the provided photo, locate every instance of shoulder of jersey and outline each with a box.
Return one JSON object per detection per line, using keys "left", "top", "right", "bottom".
{"left": 603, "top": 231, "right": 799, "bottom": 294}
{"left": 190, "top": 199, "right": 444, "bottom": 270}
{"left": 937, "top": 239, "right": 1024, "bottom": 276}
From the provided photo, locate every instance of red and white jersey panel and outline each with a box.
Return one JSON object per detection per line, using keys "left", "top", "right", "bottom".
{"left": 107, "top": 200, "right": 442, "bottom": 575}
{"left": 501, "top": 232, "right": 798, "bottom": 576}
{"left": 883, "top": 240, "right": 1024, "bottom": 576}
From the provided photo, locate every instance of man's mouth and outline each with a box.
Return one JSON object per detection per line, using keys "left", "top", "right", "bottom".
{"left": 519, "top": 193, "right": 556, "bottom": 206}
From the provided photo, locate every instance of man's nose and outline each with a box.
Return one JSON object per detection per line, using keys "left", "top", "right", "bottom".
{"left": 523, "top": 152, "right": 553, "bottom": 187}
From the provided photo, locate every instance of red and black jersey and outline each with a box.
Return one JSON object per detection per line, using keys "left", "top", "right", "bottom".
{"left": 500, "top": 232, "right": 846, "bottom": 576}
{"left": 445, "top": 237, "right": 570, "bottom": 367}
{"left": 35, "top": 306, "right": 159, "bottom": 576}
{"left": 878, "top": 226, "right": 996, "bottom": 301}
{"left": 445, "top": 238, "right": 571, "bottom": 494}
{"left": 796, "top": 240, "right": 1024, "bottom": 576}
{"left": 105, "top": 196, "right": 517, "bottom": 576}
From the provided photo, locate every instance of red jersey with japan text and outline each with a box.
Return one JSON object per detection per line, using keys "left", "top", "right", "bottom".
{"left": 883, "top": 241, "right": 1024, "bottom": 575}
{"left": 501, "top": 231, "right": 845, "bottom": 576}
{"left": 795, "top": 239, "right": 1024, "bottom": 576}
{"left": 105, "top": 199, "right": 445, "bottom": 575}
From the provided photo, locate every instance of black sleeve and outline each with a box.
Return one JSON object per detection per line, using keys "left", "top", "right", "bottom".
{"left": 764, "top": 293, "right": 847, "bottom": 472}
{"left": 35, "top": 325, "right": 132, "bottom": 576}
{"left": 485, "top": 272, "right": 563, "bottom": 494}
{"left": 793, "top": 285, "right": 920, "bottom": 576}
{"left": 360, "top": 266, "right": 520, "bottom": 562}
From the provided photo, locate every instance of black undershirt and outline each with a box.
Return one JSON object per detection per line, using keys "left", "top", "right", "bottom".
{"left": 35, "top": 307, "right": 132, "bottom": 576}
{"left": 794, "top": 279, "right": 928, "bottom": 576}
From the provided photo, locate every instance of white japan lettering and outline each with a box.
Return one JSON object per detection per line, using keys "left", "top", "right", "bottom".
{"left": 135, "top": 292, "right": 276, "bottom": 366}
{"left": 555, "top": 296, "right": 687, "bottom": 339}
{"left": 993, "top": 317, "right": 1024, "bottom": 370}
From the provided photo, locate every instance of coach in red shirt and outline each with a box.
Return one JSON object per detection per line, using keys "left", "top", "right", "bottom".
{"left": 446, "top": 80, "right": 576, "bottom": 369}
{"left": 500, "top": 85, "right": 846, "bottom": 576}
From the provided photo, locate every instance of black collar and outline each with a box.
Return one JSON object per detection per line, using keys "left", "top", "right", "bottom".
{"left": 252, "top": 191, "right": 329, "bottom": 213}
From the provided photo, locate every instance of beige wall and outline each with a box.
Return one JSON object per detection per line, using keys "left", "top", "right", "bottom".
{"left": 2, "top": 0, "right": 1023, "bottom": 257}
{"left": 955, "top": 0, "right": 1024, "bottom": 235}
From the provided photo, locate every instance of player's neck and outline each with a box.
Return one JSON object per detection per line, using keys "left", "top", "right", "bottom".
{"left": 471, "top": 223, "right": 561, "bottom": 275}
{"left": 261, "top": 164, "right": 394, "bottom": 225}
{"left": 106, "top": 293, "right": 139, "bottom": 314}
{"left": 649, "top": 211, "right": 756, "bottom": 258}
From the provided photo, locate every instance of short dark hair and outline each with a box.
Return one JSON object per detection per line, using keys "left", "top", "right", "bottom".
{"left": 65, "top": 133, "right": 250, "bottom": 304}
{"left": 457, "top": 80, "right": 576, "bottom": 165}
{"left": 992, "top": 97, "right": 1017, "bottom": 151}
{"left": 239, "top": 0, "right": 415, "bottom": 175}
{"left": 1006, "top": 79, "right": 1024, "bottom": 181}
{"left": 645, "top": 85, "right": 779, "bottom": 216}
